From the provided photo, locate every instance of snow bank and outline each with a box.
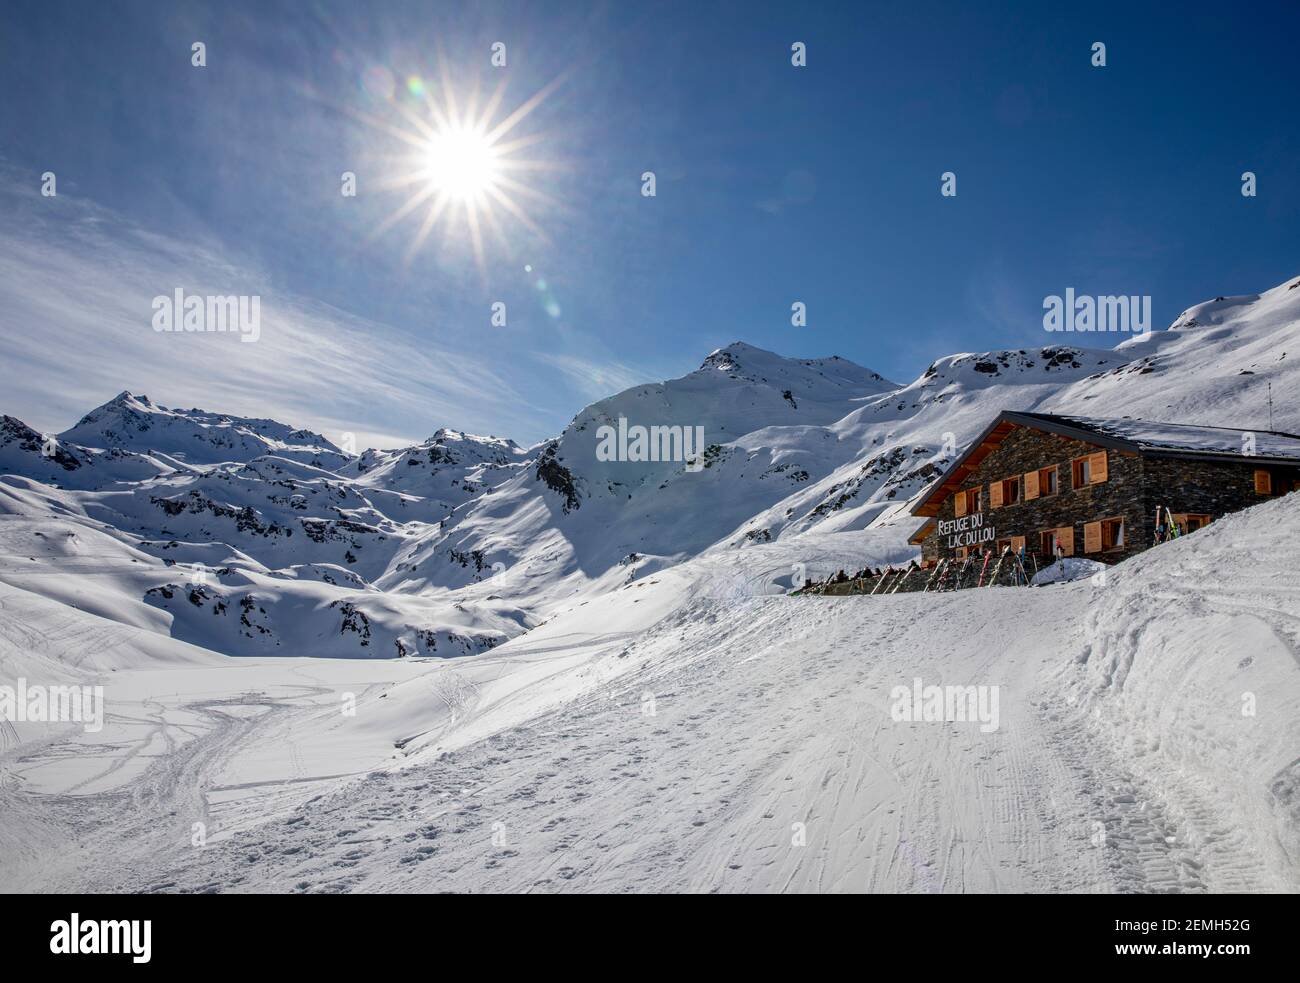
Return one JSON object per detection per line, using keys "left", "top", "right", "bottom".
{"left": 1031, "top": 557, "right": 1107, "bottom": 586}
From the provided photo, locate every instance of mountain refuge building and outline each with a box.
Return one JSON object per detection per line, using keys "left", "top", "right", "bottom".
{"left": 908, "top": 411, "right": 1300, "bottom": 569}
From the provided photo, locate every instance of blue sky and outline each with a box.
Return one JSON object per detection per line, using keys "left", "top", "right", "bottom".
{"left": 1, "top": 0, "right": 1297, "bottom": 449}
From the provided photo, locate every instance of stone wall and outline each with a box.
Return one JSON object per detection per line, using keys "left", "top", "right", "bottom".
{"left": 932, "top": 426, "right": 1147, "bottom": 565}
{"left": 918, "top": 527, "right": 939, "bottom": 565}
{"left": 1142, "top": 456, "right": 1298, "bottom": 529}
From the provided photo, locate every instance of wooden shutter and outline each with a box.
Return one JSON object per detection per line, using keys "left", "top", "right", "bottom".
{"left": 1024, "top": 470, "right": 1039, "bottom": 500}
{"left": 1057, "top": 526, "right": 1074, "bottom": 556}
{"left": 1011, "top": 535, "right": 1025, "bottom": 553}
{"left": 1255, "top": 470, "right": 1272, "bottom": 495}
{"left": 1089, "top": 451, "right": 1108, "bottom": 483}
{"left": 990, "top": 481, "right": 1003, "bottom": 508}
{"left": 955, "top": 489, "right": 967, "bottom": 516}
{"left": 1083, "top": 521, "right": 1102, "bottom": 553}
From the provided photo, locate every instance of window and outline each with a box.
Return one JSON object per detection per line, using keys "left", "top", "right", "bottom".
{"left": 1025, "top": 465, "right": 1058, "bottom": 500}
{"left": 1171, "top": 513, "right": 1211, "bottom": 535}
{"left": 1255, "top": 470, "right": 1272, "bottom": 495}
{"left": 955, "top": 545, "right": 968, "bottom": 561}
{"left": 1057, "top": 526, "right": 1074, "bottom": 555}
{"left": 1101, "top": 517, "right": 1125, "bottom": 549}
{"left": 994, "top": 476, "right": 1021, "bottom": 507}
{"left": 954, "top": 487, "right": 981, "bottom": 516}
{"left": 1072, "top": 451, "right": 1108, "bottom": 489}
{"left": 1040, "top": 526, "right": 1074, "bottom": 557}
{"left": 1084, "top": 516, "right": 1126, "bottom": 553}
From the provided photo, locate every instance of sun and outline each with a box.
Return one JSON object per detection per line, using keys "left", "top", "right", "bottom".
{"left": 419, "top": 124, "right": 500, "bottom": 203}
{"left": 343, "top": 64, "right": 567, "bottom": 273}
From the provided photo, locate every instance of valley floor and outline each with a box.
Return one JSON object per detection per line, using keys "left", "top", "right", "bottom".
{"left": 3, "top": 500, "right": 1299, "bottom": 893}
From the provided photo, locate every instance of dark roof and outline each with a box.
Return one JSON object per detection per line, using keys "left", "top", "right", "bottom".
{"left": 911, "top": 410, "right": 1300, "bottom": 517}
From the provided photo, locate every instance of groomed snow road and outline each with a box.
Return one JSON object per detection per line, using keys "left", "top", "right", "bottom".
{"left": 3, "top": 497, "right": 1298, "bottom": 894}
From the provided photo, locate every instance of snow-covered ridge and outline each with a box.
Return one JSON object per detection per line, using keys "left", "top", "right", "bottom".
{"left": 1047, "top": 275, "right": 1300, "bottom": 431}
{"left": 341, "top": 427, "right": 532, "bottom": 523}
{"left": 60, "top": 391, "right": 350, "bottom": 468}
{"left": 700, "top": 340, "right": 896, "bottom": 392}
{"left": 1, "top": 412, "right": 181, "bottom": 489}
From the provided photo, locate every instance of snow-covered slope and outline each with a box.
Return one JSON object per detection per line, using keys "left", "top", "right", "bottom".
{"left": 341, "top": 428, "right": 532, "bottom": 523}
{"left": 4, "top": 478, "right": 1297, "bottom": 893}
{"left": 1, "top": 414, "right": 180, "bottom": 489}
{"left": 340, "top": 344, "right": 903, "bottom": 630}
{"left": 725, "top": 344, "right": 1128, "bottom": 544}
{"left": 1043, "top": 278, "right": 1300, "bottom": 432}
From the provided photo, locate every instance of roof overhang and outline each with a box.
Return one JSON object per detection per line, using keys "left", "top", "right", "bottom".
{"left": 907, "top": 518, "right": 937, "bottom": 544}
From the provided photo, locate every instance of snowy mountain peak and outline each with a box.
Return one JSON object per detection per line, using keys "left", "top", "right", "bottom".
{"left": 700, "top": 341, "right": 765, "bottom": 371}
{"left": 428, "top": 427, "right": 521, "bottom": 451}
{"left": 1166, "top": 275, "right": 1299, "bottom": 333}
{"left": 106, "top": 390, "right": 156, "bottom": 409}
{"left": 697, "top": 341, "right": 895, "bottom": 392}
{"left": 914, "top": 345, "right": 1121, "bottom": 391}
{"left": 340, "top": 426, "right": 533, "bottom": 522}
{"left": 59, "top": 392, "right": 347, "bottom": 467}
{"left": 1, "top": 411, "right": 177, "bottom": 488}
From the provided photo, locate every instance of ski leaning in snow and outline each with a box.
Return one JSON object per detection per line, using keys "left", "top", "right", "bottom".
{"left": 985, "top": 545, "right": 1013, "bottom": 588}
{"left": 1166, "top": 506, "right": 1182, "bottom": 540}
{"left": 889, "top": 565, "right": 916, "bottom": 593}
{"left": 922, "top": 558, "right": 948, "bottom": 592}
{"left": 869, "top": 569, "right": 890, "bottom": 595}
{"left": 956, "top": 555, "right": 975, "bottom": 590}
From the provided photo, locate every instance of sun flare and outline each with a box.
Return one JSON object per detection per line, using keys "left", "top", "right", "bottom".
{"left": 344, "top": 65, "right": 567, "bottom": 274}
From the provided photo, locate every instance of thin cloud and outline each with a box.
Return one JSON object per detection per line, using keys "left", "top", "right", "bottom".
{"left": 0, "top": 172, "right": 562, "bottom": 451}
{"left": 530, "top": 350, "right": 662, "bottom": 403}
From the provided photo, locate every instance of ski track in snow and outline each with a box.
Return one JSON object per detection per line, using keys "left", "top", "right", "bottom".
{"left": 6, "top": 496, "right": 1297, "bottom": 893}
